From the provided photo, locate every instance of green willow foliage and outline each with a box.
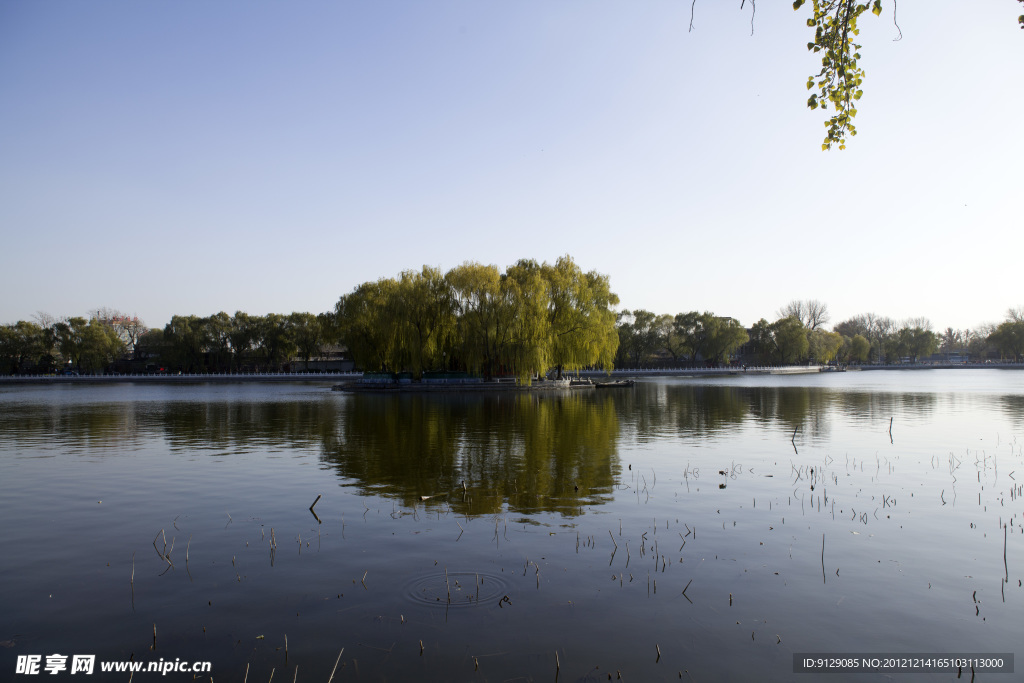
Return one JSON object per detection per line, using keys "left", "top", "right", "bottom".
{"left": 794, "top": 0, "right": 881, "bottom": 150}
{"left": 333, "top": 256, "right": 620, "bottom": 382}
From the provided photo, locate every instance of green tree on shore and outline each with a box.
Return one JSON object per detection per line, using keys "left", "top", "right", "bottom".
{"left": 702, "top": 315, "right": 750, "bottom": 365}
{"left": 615, "top": 310, "right": 660, "bottom": 368}
{"left": 809, "top": 328, "right": 844, "bottom": 363}
{"left": 990, "top": 313, "right": 1024, "bottom": 362}
{"left": 332, "top": 256, "right": 618, "bottom": 381}
{"left": 895, "top": 321, "right": 939, "bottom": 363}
{"left": 842, "top": 333, "right": 870, "bottom": 363}
{"left": 751, "top": 316, "right": 809, "bottom": 364}
{"left": 543, "top": 256, "right": 619, "bottom": 379}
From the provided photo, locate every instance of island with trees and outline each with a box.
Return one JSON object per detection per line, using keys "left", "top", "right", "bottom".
{"left": 3, "top": 260, "right": 1024, "bottom": 381}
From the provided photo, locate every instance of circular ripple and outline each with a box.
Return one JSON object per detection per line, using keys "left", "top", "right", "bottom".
{"left": 404, "top": 571, "right": 509, "bottom": 608}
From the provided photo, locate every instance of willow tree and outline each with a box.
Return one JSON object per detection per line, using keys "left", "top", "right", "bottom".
{"left": 390, "top": 266, "right": 456, "bottom": 378}
{"left": 335, "top": 278, "right": 401, "bottom": 372}
{"left": 750, "top": 316, "right": 808, "bottom": 364}
{"left": 847, "top": 333, "right": 871, "bottom": 363}
{"left": 701, "top": 315, "right": 750, "bottom": 365}
{"left": 336, "top": 257, "right": 618, "bottom": 379}
{"left": 773, "top": 316, "right": 810, "bottom": 364}
{"left": 808, "top": 328, "right": 844, "bottom": 363}
{"left": 895, "top": 324, "right": 938, "bottom": 363}
{"left": 543, "top": 256, "right": 619, "bottom": 379}
{"left": 447, "top": 262, "right": 508, "bottom": 378}
{"left": 500, "top": 259, "right": 551, "bottom": 383}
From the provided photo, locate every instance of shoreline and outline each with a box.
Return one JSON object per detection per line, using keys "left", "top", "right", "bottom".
{"left": 1, "top": 364, "right": 1021, "bottom": 387}
{"left": 0, "top": 372, "right": 360, "bottom": 385}
{"left": 334, "top": 380, "right": 599, "bottom": 393}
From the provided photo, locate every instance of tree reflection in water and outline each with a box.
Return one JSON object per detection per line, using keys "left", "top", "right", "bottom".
{"left": 319, "top": 392, "right": 621, "bottom": 517}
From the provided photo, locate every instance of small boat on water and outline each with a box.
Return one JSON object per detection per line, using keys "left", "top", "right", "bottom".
{"left": 595, "top": 379, "right": 635, "bottom": 389}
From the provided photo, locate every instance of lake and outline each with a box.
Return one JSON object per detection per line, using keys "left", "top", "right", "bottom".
{"left": 1, "top": 370, "right": 1021, "bottom": 681}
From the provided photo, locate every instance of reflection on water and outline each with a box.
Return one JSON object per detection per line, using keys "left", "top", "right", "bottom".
{"left": 0, "top": 382, "right": 956, "bottom": 514}
{"left": 320, "top": 393, "right": 620, "bottom": 515}
{"left": 1001, "top": 395, "right": 1024, "bottom": 430}
{"left": 0, "top": 378, "right": 1012, "bottom": 510}
{"left": 1, "top": 372, "right": 1023, "bottom": 682}
{"left": 159, "top": 400, "right": 337, "bottom": 453}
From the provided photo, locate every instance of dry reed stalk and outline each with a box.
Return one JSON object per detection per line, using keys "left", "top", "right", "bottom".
{"left": 326, "top": 649, "right": 344, "bottom": 683}
{"left": 821, "top": 533, "right": 826, "bottom": 584}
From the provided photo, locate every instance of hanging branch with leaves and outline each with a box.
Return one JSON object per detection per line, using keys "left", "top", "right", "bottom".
{"left": 793, "top": 0, "right": 882, "bottom": 150}
{"left": 692, "top": 1, "right": 1021, "bottom": 149}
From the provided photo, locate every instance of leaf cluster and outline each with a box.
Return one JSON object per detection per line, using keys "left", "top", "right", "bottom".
{"left": 334, "top": 256, "right": 620, "bottom": 382}
{"left": 794, "top": 0, "right": 880, "bottom": 149}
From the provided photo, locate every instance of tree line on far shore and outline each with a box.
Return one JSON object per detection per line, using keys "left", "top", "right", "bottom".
{"left": 615, "top": 301, "right": 1024, "bottom": 368}
{"left": 0, "top": 256, "right": 621, "bottom": 380}
{"left": 0, "top": 308, "right": 336, "bottom": 375}
{"left": 3, "top": 271, "right": 1024, "bottom": 376}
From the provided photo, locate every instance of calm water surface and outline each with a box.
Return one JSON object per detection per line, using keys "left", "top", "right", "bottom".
{"left": 1, "top": 371, "right": 1022, "bottom": 681}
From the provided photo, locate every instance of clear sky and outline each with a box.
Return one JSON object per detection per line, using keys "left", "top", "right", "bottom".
{"left": 1, "top": 1, "right": 1021, "bottom": 333}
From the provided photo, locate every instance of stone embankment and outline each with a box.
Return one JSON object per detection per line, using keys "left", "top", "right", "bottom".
{"left": 0, "top": 372, "right": 360, "bottom": 385}
{"left": 336, "top": 377, "right": 596, "bottom": 393}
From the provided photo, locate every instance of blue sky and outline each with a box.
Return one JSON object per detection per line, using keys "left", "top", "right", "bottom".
{"left": 2, "top": 1, "right": 1021, "bottom": 332}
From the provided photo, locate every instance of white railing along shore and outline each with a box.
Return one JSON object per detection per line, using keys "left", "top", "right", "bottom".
{"left": 0, "top": 371, "right": 364, "bottom": 382}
